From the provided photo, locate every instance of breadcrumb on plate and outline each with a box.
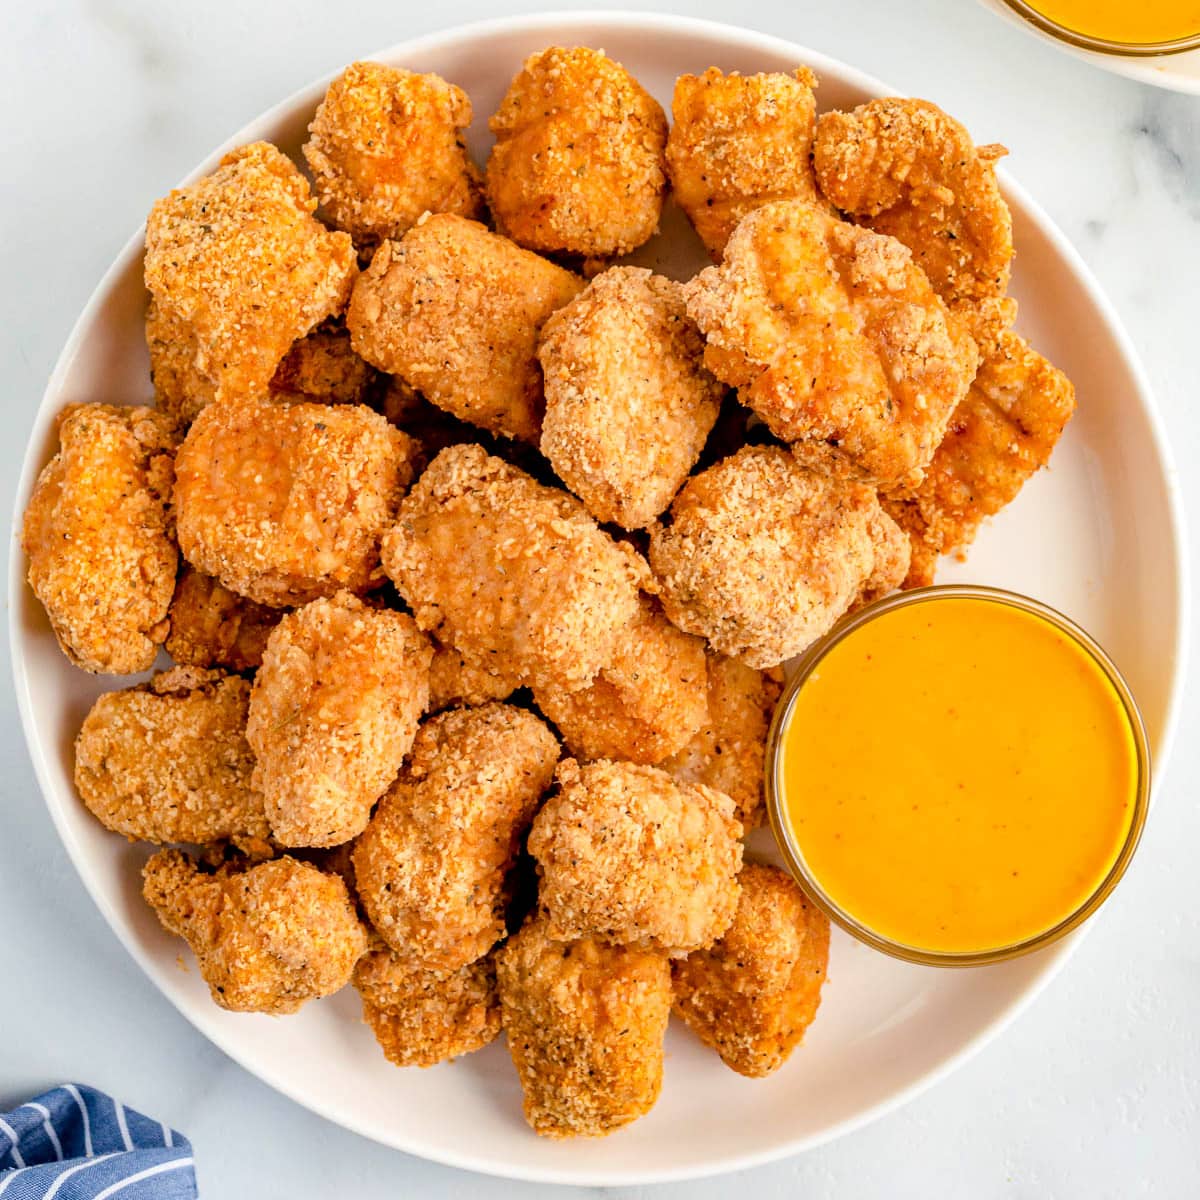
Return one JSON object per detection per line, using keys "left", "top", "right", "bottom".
{"left": 166, "top": 566, "right": 281, "bottom": 671}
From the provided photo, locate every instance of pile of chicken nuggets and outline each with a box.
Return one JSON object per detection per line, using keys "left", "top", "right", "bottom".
{"left": 22, "top": 45, "right": 1075, "bottom": 1138}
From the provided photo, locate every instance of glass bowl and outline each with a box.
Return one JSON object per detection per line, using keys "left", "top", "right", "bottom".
{"left": 999, "top": 0, "right": 1200, "bottom": 57}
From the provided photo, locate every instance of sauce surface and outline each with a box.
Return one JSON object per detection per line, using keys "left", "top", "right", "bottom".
{"left": 778, "top": 596, "right": 1139, "bottom": 954}
{"left": 1021, "top": 0, "right": 1200, "bottom": 45}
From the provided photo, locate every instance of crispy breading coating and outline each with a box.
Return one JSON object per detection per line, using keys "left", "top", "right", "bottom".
{"left": 813, "top": 98, "right": 1013, "bottom": 307}
{"left": 533, "top": 598, "right": 708, "bottom": 765}
{"left": 144, "top": 141, "right": 357, "bottom": 425}
{"left": 247, "top": 592, "right": 432, "bottom": 847}
{"left": 355, "top": 943, "right": 500, "bottom": 1067}
{"left": 304, "top": 61, "right": 483, "bottom": 254}
{"left": 883, "top": 331, "right": 1075, "bottom": 587}
{"left": 347, "top": 214, "right": 583, "bottom": 442}
{"left": 22, "top": 403, "right": 177, "bottom": 674}
{"left": 649, "top": 446, "right": 909, "bottom": 668}
{"left": 166, "top": 566, "right": 281, "bottom": 671}
{"left": 663, "top": 654, "right": 782, "bottom": 831}
{"left": 74, "top": 666, "right": 269, "bottom": 848}
{"left": 268, "top": 322, "right": 379, "bottom": 406}
{"left": 496, "top": 915, "right": 671, "bottom": 1138}
{"left": 173, "top": 397, "right": 417, "bottom": 607}
{"left": 538, "top": 267, "right": 723, "bottom": 529}
{"left": 528, "top": 758, "right": 743, "bottom": 953}
{"left": 142, "top": 849, "right": 366, "bottom": 1013}
{"left": 353, "top": 704, "right": 560, "bottom": 972}
{"left": 666, "top": 67, "right": 822, "bottom": 259}
{"left": 486, "top": 47, "right": 668, "bottom": 258}
{"left": 427, "top": 640, "right": 518, "bottom": 713}
{"left": 381, "top": 445, "right": 649, "bottom": 692}
{"left": 672, "top": 862, "right": 829, "bottom": 1077}
{"left": 682, "top": 200, "right": 979, "bottom": 489}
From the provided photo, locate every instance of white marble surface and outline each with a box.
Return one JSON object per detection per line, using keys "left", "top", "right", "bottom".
{"left": 2, "top": 1, "right": 1198, "bottom": 1195}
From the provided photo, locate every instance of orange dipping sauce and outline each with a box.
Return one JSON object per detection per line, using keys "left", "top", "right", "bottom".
{"left": 770, "top": 591, "right": 1145, "bottom": 961}
{"left": 1015, "top": 0, "right": 1200, "bottom": 46}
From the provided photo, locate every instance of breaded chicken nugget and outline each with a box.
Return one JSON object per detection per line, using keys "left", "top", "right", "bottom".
{"left": 75, "top": 666, "right": 268, "bottom": 850}
{"left": 683, "top": 200, "right": 979, "bottom": 489}
{"left": 174, "top": 397, "right": 417, "bottom": 607}
{"left": 304, "top": 61, "right": 483, "bottom": 254}
{"left": 496, "top": 915, "right": 672, "bottom": 1138}
{"left": 348, "top": 214, "right": 583, "bottom": 442}
{"left": 666, "top": 67, "right": 822, "bottom": 259}
{"left": 144, "top": 141, "right": 357, "bottom": 425}
{"left": 533, "top": 598, "right": 708, "bottom": 765}
{"left": 166, "top": 566, "right": 281, "bottom": 671}
{"left": 22, "top": 403, "right": 177, "bottom": 675}
{"left": 142, "top": 848, "right": 366, "bottom": 1014}
{"left": 381, "top": 445, "right": 649, "bottom": 693}
{"left": 672, "top": 862, "right": 829, "bottom": 1077}
{"left": 353, "top": 704, "right": 559, "bottom": 972}
{"left": 247, "top": 592, "right": 432, "bottom": 847}
{"left": 427, "top": 640, "right": 518, "bottom": 713}
{"left": 529, "top": 758, "right": 742, "bottom": 953}
{"left": 883, "top": 331, "right": 1075, "bottom": 587}
{"left": 663, "top": 653, "right": 782, "bottom": 831}
{"left": 486, "top": 47, "right": 668, "bottom": 258}
{"left": 648, "top": 446, "right": 909, "bottom": 668}
{"left": 355, "top": 942, "right": 500, "bottom": 1067}
{"left": 268, "top": 322, "right": 379, "bottom": 406}
{"left": 814, "top": 98, "right": 1013, "bottom": 307}
{"left": 538, "top": 267, "right": 723, "bottom": 529}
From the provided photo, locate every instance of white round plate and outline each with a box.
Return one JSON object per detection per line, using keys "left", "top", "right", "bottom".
{"left": 979, "top": 0, "right": 1200, "bottom": 94}
{"left": 9, "top": 11, "right": 1188, "bottom": 1187}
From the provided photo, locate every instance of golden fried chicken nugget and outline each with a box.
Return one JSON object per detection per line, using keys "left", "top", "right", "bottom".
{"left": 666, "top": 67, "right": 822, "bottom": 259}
{"left": 381, "top": 445, "right": 649, "bottom": 693}
{"left": 529, "top": 759, "right": 742, "bottom": 953}
{"left": 814, "top": 98, "right": 1013, "bottom": 307}
{"left": 486, "top": 47, "right": 668, "bottom": 258}
{"left": 246, "top": 592, "right": 432, "bottom": 847}
{"left": 355, "top": 943, "right": 500, "bottom": 1068}
{"left": 649, "top": 446, "right": 909, "bottom": 668}
{"left": 174, "top": 397, "right": 417, "bottom": 607}
{"left": 347, "top": 214, "right": 583, "bottom": 442}
{"left": 144, "top": 141, "right": 357, "bottom": 425}
{"left": 663, "top": 653, "right": 782, "bottom": 831}
{"left": 142, "top": 848, "right": 367, "bottom": 1014}
{"left": 22, "top": 403, "right": 177, "bottom": 674}
{"left": 684, "top": 201, "right": 979, "bottom": 489}
{"left": 533, "top": 598, "right": 708, "bottom": 765}
{"left": 166, "top": 566, "right": 281, "bottom": 671}
{"left": 883, "top": 331, "right": 1075, "bottom": 587}
{"left": 672, "top": 862, "right": 829, "bottom": 1077}
{"left": 538, "top": 267, "right": 723, "bottom": 529}
{"left": 75, "top": 666, "right": 269, "bottom": 849}
{"left": 304, "top": 61, "right": 483, "bottom": 254}
{"left": 497, "top": 915, "right": 672, "bottom": 1138}
{"left": 268, "top": 322, "right": 379, "bottom": 406}
{"left": 427, "top": 640, "right": 518, "bottom": 713}
{"left": 353, "top": 704, "right": 559, "bottom": 972}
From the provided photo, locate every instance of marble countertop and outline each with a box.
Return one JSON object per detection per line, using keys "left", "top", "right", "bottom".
{"left": 3, "top": 1, "right": 1198, "bottom": 1195}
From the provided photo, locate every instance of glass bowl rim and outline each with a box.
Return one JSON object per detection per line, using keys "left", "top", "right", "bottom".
{"left": 999, "top": 0, "right": 1200, "bottom": 57}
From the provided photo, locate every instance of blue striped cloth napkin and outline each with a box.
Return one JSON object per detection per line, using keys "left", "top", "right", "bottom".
{"left": 0, "top": 1085, "right": 195, "bottom": 1199}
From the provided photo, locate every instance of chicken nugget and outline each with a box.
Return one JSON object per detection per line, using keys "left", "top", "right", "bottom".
{"left": 381, "top": 444, "right": 649, "bottom": 693}
{"left": 883, "top": 331, "right": 1075, "bottom": 587}
{"left": 304, "top": 61, "right": 483, "bottom": 255}
{"left": 74, "top": 666, "right": 269, "bottom": 849}
{"left": 486, "top": 47, "right": 668, "bottom": 258}
{"left": 427, "top": 640, "right": 519, "bottom": 713}
{"left": 813, "top": 98, "right": 1013, "bottom": 308}
{"left": 22, "top": 403, "right": 177, "bottom": 674}
{"left": 173, "top": 396, "right": 417, "bottom": 607}
{"left": 144, "top": 141, "right": 357, "bottom": 425}
{"left": 672, "top": 862, "right": 829, "bottom": 1077}
{"left": 683, "top": 200, "right": 979, "bottom": 489}
{"left": 355, "top": 943, "right": 500, "bottom": 1068}
{"left": 649, "top": 446, "right": 909, "bottom": 668}
{"left": 538, "top": 267, "right": 723, "bottom": 529}
{"left": 166, "top": 566, "right": 282, "bottom": 671}
{"left": 529, "top": 758, "right": 742, "bottom": 953}
{"left": 496, "top": 914, "right": 671, "bottom": 1138}
{"left": 663, "top": 653, "right": 782, "bottom": 831}
{"left": 347, "top": 214, "right": 583, "bottom": 442}
{"left": 246, "top": 592, "right": 432, "bottom": 847}
{"left": 353, "top": 703, "right": 559, "bottom": 973}
{"left": 268, "top": 321, "right": 379, "bottom": 406}
{"left": 666, "top": 67, "right": 822, "bottom": 259}
{"left": 142, "top": 848, "right": 366, "bottom": 1014}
